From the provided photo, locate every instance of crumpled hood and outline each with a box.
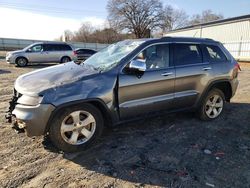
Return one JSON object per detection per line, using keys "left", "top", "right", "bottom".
{"left": 15, "top": 61, "right": 98, "bottom": 96}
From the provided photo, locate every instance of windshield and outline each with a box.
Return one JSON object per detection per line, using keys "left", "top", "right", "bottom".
{"left": 83, "top": 40, "right": 145, "bottom": 72}
{"left": 23, "top": 43, "right": 37, "bottom": 51}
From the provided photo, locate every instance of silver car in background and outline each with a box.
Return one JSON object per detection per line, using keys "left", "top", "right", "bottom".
{"left": 6, "top": 42, "right": 77, "bottom": 67}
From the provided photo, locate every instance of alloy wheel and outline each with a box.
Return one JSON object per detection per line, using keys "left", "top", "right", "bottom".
{"left": 205, "top": 94, "right": 223, "bottom": 118}
{"left": 60, "top": 110, "right": 96, "bottom": 145}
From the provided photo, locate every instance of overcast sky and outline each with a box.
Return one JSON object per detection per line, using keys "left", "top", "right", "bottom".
{"left": 0, "top": 0, "right": 249, "bottom": 40}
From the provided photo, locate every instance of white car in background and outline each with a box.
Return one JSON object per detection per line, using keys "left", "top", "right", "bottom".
{"left": 6, "top": 42, "right": 77, "bottom": 67}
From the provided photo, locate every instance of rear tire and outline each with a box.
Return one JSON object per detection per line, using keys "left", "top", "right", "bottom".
{"left": 198, "top": 88, "right": 225, "bottom": 121}
{"left": 16, "top": 57, "right": 28, "bottom": 67}
{"left": 49, "top": 103, "right": 104, "bottom": 152}
{"left": 61, "top": 56, "right": 71, "bottom": 63}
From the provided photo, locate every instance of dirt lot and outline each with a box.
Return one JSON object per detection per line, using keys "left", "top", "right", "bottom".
{"left": 0, "top": 60, "right": 249, "bottom": 188}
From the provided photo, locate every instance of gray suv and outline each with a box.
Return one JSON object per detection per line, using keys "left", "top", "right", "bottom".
{"left": 6, "top": 42, "right": 77, "bottom": 67}
{"left": 6, "top": 37, "right": 240, "bottom": 152}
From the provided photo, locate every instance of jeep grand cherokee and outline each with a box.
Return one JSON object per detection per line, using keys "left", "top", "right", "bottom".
{"left": 6, "top": 37, "right": 240, "bottom": 152}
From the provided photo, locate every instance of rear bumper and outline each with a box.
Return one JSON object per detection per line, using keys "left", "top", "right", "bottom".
{"left": 231, "top": 79, "right": 239, "bottom": 97}
{"left": 12, "top": 103, "right": 55, "bottom": 136}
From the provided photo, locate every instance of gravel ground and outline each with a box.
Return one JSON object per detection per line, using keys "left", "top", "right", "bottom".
{"left": 0, "top": 60, "right": 249, "bottom": 188}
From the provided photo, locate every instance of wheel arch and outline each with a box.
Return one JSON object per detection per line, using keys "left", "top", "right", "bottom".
{"left": 15, "top": 56, "right": 29, "bottom": 64}
{"left": 198, "top": 79, "right": 233, "bottom": 106}
{"left": 45, "top": 98, "right": 113, "bottom": 134}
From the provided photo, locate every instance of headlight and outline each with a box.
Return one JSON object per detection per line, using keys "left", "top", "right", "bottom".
{"left": 17, "top": 95, "right": 43, "bottom": 106}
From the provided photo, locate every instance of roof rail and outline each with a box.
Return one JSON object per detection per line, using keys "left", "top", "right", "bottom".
{"left": 161, "top": 36, "right": 172, "bottom": 39}
{"left": 204, "top": 38, "right": 214, "bottom": 41}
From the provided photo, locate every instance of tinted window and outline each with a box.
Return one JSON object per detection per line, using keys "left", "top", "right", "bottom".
{"left": 45, "top": 44, "right": 72, "bottom": 51}
{"left": 174, "top": 44, "right": 203, "bottom": 66}
{"left": 43, "top": 44, "right": 53, "bottom": 51}
{"left": 54, "top": 44, "right": 63, "bottom": 51}
{"left": 85, "top": 49, "right": 96, "bottom": 54}
{"left": 77, "top": 49, "right": 96, "bottom": 54}
{"left": 61, "top": 44, "right": 72, "bottom": 51}
{"left": 205, "top": 45, "right": 227, "bottom": 62}
{"left": 134, "top": 44, "right": 169, "bottom": 70}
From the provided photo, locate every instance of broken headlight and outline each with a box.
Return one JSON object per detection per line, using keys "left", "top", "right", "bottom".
{"left": 17, "top": 95, "right": 43, "bottom": 106}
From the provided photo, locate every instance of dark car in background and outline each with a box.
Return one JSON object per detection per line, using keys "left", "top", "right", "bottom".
{"left": 75, "top": 48, "right": 97, "bottom": 61}
{"left": 6, "top": 37, "right": 239, "bottom": 152}
{"left": 6, "top": 42, "right": 77, "bottom": 67}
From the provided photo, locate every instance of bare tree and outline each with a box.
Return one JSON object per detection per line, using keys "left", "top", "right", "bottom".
{"left": 63, "top": 30, "right": 74, "bottom": 42}
{"left": 72, "top": 22, "right": 95, "bottom": 42}
{"left": 67, "top": 22, "right": 134, "bottom": 44}
{"left": 107, "top": 0, "right": 165, "bottom": 38}
{"left": 190, "top": 10, "right": 223, "bottom": 25}
{"left": 163, "top": 5, "right": 189, "bottom": 32}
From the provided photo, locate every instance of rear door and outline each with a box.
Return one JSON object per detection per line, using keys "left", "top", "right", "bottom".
{"left": 52, "top": 44, "right": 64, "bottom": 62}
{"left": 43, "top": 44, "right": 55, "bottom": 62}
{"left": 203, "top": 44, "right": 230, "bottom": 74}
{"left": 173, "top": 43, "right": 213, "bottom": 109}
{"left": 118, "top": 43, "right": 175, "bottom": 119}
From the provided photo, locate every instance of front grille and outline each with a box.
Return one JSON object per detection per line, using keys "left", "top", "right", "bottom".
{"left": 13, "top": 89, "right": 22, "bottom": 99}
{"left": 6, "top": 89, "right": 22, "bottom": 123}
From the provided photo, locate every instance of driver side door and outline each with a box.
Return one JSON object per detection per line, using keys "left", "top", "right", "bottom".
{"left": 118, "top": 43, "right": 175, "bottom": 119}
{"left": 26, "top": 44, "right": 45, "bottom": 62}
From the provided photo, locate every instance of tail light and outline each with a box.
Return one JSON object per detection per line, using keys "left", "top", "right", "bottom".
{"left": 232, "top": 62, "right": 241, "bottom": 79}
{"left": 73, "top": 51, "right": 77, "bottom": 56}
{"left": 235, "top": 63, "right": 241, "bottom": 71}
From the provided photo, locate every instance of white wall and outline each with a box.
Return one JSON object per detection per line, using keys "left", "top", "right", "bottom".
{"left": 165, "top": 19, "right": 250, "bottom": 61}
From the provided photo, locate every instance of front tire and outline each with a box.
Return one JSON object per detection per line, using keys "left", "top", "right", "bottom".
{"left": 16, "top": 57, "right": 28, "bottom": 67}
{"left": 49, "top": 104, "right": 104, "bottom": 152}
{"left": 198, "top": 88, "right": 225, "bottom": 121}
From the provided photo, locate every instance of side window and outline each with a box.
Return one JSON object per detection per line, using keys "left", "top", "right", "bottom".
{"left": 54, "top": 44, "right": 62, "bottom": 51}
{"left": 174, "top": 43, "right": 203, "bottom": 66}
{"left": 134, "top": 44, "right": 170, "bottom": 70}
{"left": 61, "top": 44, "right": 72, "bottom": 51}
{"left": 79, "top": 49, "right": 87, "bottom": 54}
{"left": 30, "top": 44, "right": 43, "bottom": 52}
{"left": 43, "top": 44, "right": 53, "bottom": 51}
{"left": 205, "top": 45, "right": 227, "bottom": 62}
{"left": 86, "top": 49, "right": 96, "bottom": 54}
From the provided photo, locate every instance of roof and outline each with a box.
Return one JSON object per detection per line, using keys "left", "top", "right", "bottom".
{"left": 140, "top": 36, "right": 218, "bottom": 44}
{"left": 168, "top": 14, "right": 250, "bottom": 33}
{"left": 33, "top": 41, "right": 68, "bottom": 45}
{"left": 161, "top": 36, "right": 216, "bottom": 42}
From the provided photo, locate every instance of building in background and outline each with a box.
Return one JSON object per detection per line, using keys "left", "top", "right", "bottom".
{"left": 165, "top": 14, "right": 250, "bottom": 61}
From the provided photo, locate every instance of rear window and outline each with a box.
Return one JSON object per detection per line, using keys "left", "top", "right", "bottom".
{"left": 77, "top": 49, "right": 96, "bottom": 54}
{"left": 174, "top": 43, "right": 203, "bottom": 66}
{"left": 205, "top": 45, "right": 227, "bottom": 62}
{"left": 61, "top": 44, "right": 72, "bottom": 51}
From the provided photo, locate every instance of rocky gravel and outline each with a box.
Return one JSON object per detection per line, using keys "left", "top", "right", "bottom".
{"left": 0, "top": 60, "right": 250, "bottom": 188}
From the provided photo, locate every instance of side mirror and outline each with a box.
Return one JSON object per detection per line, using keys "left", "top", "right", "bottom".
{"left": 26, "top": 48, "right": 32, "bottom": 53}
{"left": 129, "top": 59, "right": 146, "bottom": 72}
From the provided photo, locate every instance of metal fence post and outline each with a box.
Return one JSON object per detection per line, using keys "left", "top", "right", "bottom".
{"left": 238, "top": 36, "right": 243, "bottom": 58}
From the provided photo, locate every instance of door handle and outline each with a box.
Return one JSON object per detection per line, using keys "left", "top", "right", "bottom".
{"left": 202, "top": 67, "right": 212, "bottom": 71}
{"left": 161, "top": 72, "right": 173, "bottom": 76}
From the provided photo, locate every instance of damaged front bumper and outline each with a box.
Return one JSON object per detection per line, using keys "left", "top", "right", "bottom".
{"left": 5, "top": 91, "right": 55, "bottom": 137}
